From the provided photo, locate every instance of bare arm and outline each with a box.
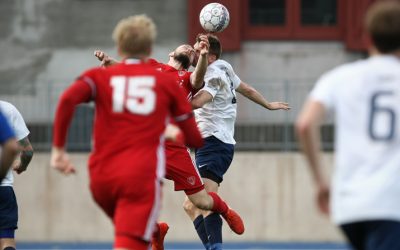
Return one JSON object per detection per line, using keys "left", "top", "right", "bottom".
{"left": 50, "top": 147, "right": 76, "bottom": 175}
{"left": 236, "top": 82, "right": 290, "bottom": 110}
{"left": 13, "top": 136, "right": 34, "bottom": 174}
{"left": 94, "top": 50, "right": 119, "bottom": 67}
{"left": 190, "top": 35, "right": 209, "bottom": 89}
{"left": 191, "top": 90, "right": 213, "bottom": 109}
{"left": 295, "top": 100, "right": 330, "bottom": 215}
{"left": 0, "top": 138, "right": 19, "bottom": 181}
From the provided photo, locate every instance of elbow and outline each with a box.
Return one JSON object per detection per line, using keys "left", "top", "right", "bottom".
{"left": 295, "top": 119, "right": 313, "bottom": 139}
{"left": 23, "top": 148, "right": 34, "bottom": 161}
{"left": 191, "top": 101, "right": 202, "bottom": 110}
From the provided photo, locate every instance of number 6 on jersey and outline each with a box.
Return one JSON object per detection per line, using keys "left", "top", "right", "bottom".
{"left": 111, "top": 76, "right": 156, "bottom": 115}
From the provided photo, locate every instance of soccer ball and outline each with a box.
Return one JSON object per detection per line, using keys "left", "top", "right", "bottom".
{"left": 199, "top": 3, "right": 230, "bottom": 33}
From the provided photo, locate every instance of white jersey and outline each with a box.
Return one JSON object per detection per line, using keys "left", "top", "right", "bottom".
{"left": 310, "top": 55, "right": 400, "bottom": 225}
{"left": 194, "top": 59, "right": 241, "bottom": 144}
{"left": 0, "top": 101, "right": 29, "bottom": 186}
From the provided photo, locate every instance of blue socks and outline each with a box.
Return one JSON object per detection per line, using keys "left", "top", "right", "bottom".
{"left": 194, "top": 215, "right": 210, "bottom": 249}
{"left": 194, "top": 213, "right": 223, "bottom": 250}
{"left": 204, "top": 213, "right": 223, "bottom": 250}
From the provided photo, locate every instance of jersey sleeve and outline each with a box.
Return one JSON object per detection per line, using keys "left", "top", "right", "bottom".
{"left": 6, "top": 103, "right": 29, "bottom": 141}
{"left": 202, "top": 68, "right": 222, "bottom": 98}
{"left": 166, "top": 76, "right": 204, "bottom": 148}
{"left": 0, "top": 112, "right": 15, "bottom": 144}
{"left": 53, "top": 69, "right": 97, "bottom": 147}
{"left": 309, "top": 71, "right": 337, "bottom": 111}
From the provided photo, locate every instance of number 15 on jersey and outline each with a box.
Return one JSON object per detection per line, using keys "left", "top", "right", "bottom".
{"left": 111, "top": 76, "right": 156, "bottom": 115}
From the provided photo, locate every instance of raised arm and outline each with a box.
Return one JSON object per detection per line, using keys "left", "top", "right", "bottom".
{"left": 13, "top": 136, "right": 34, "bottom": 174}
{"left": 236, "top": 81, "right": 290, "bottom": 110}
{"left": 94, "top": 50, "right": 119, "bottom": 67}
{"left": 190, "top": 35, "right": 209, "bottom": 89}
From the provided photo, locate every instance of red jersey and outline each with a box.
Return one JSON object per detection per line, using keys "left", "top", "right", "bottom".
{"left": 148, "top": 58, "right": 199, "bottom": 101}
{"left": 53, "top": 59, "right": 203, "bottom": 179}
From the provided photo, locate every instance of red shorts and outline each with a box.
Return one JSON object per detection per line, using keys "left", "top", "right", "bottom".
{"left": 164, "top": 142, "right": 204, "bottom": 195}
{"left": 89, "top": 174, "right": 161, "bottom": 245}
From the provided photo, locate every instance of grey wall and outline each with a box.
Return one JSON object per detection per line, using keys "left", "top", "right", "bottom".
{"left": 14, "top": 152, "right": 344, "bottom": 242}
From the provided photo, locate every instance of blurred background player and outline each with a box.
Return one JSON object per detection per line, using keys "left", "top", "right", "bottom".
{"left": 50, "top": 14, "right": 204, "bottom": 250}
{"left": 0, "top": 112, "right": 18, "bottom": 183}
{"left": 296, "top": 1, "right": 400, "bottom": 250}
{"left": 0, "top": 101, "right": 33, "bottom": 250}
{"left": 94, "top": 38, "right": 244, "bottom": 250}
{"left": 185, "top": 33, "right": 290, "bottom": 250}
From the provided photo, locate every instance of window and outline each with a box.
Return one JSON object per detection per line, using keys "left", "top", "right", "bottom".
{"left": 244, "top": 0, "right": 344, "bottom": 40}
{"left": 301, "top": 0, "right": 337, "bottom": 26}
{"left": 249, "top": 0, "right": 285, "bottom": 26}
{"left": 188, "top": 0, "right": 371, "bottom": 51}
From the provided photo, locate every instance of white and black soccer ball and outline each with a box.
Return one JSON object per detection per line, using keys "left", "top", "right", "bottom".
{"left": 199, "top": 3, "right": 230, "bottom": 33}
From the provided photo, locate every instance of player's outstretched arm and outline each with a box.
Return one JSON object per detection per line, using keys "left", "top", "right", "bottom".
{"left": 295, "top": 100, "right": 330, "bottom": 215}
{"left": 13, "top": 136, "right": 34, "bottom": 174}
{"left": 190, "top": 35, "right": 209, "bottom": 89}
{"left": 94, "top": 50, "right": 119, "bottom": 67}
{"left": 236, "top": 82, "right": 290, "bottom": 111}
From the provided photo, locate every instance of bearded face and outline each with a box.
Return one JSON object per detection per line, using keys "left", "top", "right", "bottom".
{"left": 173, "top": 45, "right": 195, "bottom": 69}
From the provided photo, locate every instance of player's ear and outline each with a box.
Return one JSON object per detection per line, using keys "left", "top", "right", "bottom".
{"left": 208, "top": 54, "right": 216, "bottom": 64}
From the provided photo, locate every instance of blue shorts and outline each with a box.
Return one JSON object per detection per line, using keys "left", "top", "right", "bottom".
{"left": 195, "top": 136, "right": 234, "bottom": 184}
{"left": 0, "top": 186, "right": 18, "bottom": 236}
{"left": 341, "top": 220, "right": 400, "bottom": 250}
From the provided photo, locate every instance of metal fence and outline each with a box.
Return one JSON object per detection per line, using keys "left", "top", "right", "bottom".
{"left": 0, "top": 79, "right": 334, "bottom": 151}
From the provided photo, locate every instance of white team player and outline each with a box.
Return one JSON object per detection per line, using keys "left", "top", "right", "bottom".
{"left": 184, "top": 33, "right": 290, "bottom": 250}
{"left": 296, "top": 1, "right": 400, "bottom": 250}
{"left": 0, "top": 101, "right": 34, "bottom": 250}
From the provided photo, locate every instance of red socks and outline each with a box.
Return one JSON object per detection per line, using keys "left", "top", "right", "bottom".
{"left": 208, "top": 192, "right": 228, "bottom": 214}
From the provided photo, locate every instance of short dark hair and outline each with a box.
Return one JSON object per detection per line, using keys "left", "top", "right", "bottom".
{"left": 196, "top": 33, "right": 222, "bottom": 59}
{"left": 365, "top": 0, "right": 400, "bottom": 53}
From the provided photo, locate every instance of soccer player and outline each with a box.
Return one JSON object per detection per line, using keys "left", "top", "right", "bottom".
{"left": 185, "top": 33, "right": 290, "bottom": 250}
{"left": 0, "top": 101, "right": 33, "bottom": 250}
{"left": 50, "top": 14, "right": 204, "bottom": 250}
{"left": 296, "top": 1, "right": 400, "bottom": 250}
{"left": 95, "top": 39, "right": 245, "bottom": 250}
{"left": 0, "top": 112, "right": 18, "bottom": 183}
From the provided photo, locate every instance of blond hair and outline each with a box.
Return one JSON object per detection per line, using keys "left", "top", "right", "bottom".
{"left": 112, "top": 14, "right": 157, "bottom": 57}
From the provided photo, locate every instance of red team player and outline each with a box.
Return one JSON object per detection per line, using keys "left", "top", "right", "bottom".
{"left": 95, "top": 37, "right": 244, "bottom": 249}
{"left": 50, "top": 15, "right": 204, "bottom": 250}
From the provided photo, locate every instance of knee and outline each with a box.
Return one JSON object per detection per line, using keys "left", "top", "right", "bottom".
{"left": 188, "top": 196, "right": 212, "bottom": 211}
{"left": 183, "top": 198, "right": 196, "bottom": 213}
